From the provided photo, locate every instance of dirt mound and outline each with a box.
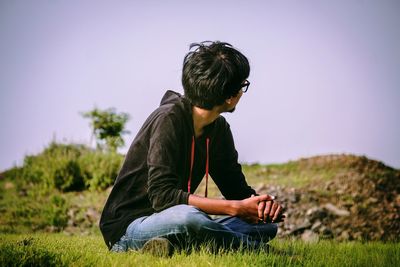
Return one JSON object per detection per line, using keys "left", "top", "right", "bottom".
{"left": 256, "top": 154, "right": 400, "bottom": 242}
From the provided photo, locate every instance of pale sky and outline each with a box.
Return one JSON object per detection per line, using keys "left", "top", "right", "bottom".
{"left": 1, "top": 0, "right": 399, "bottom": 171}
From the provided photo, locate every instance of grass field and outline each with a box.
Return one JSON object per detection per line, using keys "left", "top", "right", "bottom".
{"left": 1, "top": 150, "right": 399, "bottom": 266}
{"left": 0, "top": 233, "right": 399, "bottom": 267}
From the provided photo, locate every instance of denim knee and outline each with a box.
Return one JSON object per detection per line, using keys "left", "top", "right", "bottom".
{"left": 171, "top": 205, "right": 215, "bottom": 234}
{"left": 264, "top": 223, "right": 278, "bottom": 241}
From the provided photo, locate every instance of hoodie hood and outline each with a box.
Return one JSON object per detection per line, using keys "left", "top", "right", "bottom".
{"left": 159, "top": 90, "right": 194, "bottom": 131}
{"left": 160, "top": 90, "right": 184, "bottom": 106}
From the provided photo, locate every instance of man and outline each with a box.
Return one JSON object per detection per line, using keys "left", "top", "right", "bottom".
{"left": 100, "top": 41, "right": 284, "bottom": 255}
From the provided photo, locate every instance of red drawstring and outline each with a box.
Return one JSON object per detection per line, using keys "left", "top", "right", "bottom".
{"left": 187, "top": 136, "right": 195, "bottom": 194}
{"left": 205, "top": 138, "right": 210, "bottom": 198}
{"left": 187, "top": 136, "right": 210, "bottom": 198}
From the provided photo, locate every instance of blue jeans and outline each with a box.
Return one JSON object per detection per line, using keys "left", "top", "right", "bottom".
{"left": 111, "top": 205, "right": 278, "bottom": 252}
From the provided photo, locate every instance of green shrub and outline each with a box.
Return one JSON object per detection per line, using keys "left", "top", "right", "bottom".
{"left": 4, "top": 142, "right": 123, "bottom": 192}
{"left": 43, "top": 195, "right": 69, "bottom": 229}
{"left": 79, "top": 151, "right": 123, "bottom": 190}
{"left": 53, "top": 160, "right": 84, "bottom": 191}
{"left": 4, "top": 193, "right": 69, "bottom": 232}
{"left": 18, "top": 143, "right": 86, "bottom": 191}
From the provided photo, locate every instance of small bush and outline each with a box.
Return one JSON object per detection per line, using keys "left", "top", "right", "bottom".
{"left": 53, "top": 160, "right": 85, "bottom": 191}
{"left": 79, "top": 151, "right": 123, "bottom": 190}
{"left": 18, "top": 143, "right": 86, "bottom": 192}
{"left": 5, "top": 193, "right": 69, "bottom": 232}
{"left": 4, "top": 142, "right": 123, "bottom": 192}
{"left": 43, "top": 195, "right": 69, "bottom": 229}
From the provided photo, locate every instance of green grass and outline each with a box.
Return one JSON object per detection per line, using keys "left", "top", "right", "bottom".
{"left": 0, "top": 233, "right": 398, "bottom": 267}
{"left": 2, "top": 149, "right": 399, "bottom": 266}
{"left": 242, "top": 162, "right": 338, "bottom": 188}
{"left": 0, "top": 176, "right": 107, "bottom": 234}
{"left": 194, "top": 161, "right": 336, "bottom": 198}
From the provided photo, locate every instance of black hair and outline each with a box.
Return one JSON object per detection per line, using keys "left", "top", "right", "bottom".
{"left": 182, "top": 41, "right": 250, "bottom": 110}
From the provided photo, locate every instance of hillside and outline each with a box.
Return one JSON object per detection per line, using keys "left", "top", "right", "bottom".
{"left": 252, "top": 155, "right": 400, "bottom": 242}
{"left": 1, "top": 152, "right": 399, "bottom": 242}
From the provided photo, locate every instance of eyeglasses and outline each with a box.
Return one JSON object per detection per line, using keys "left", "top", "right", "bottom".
{"left": 241, "top": 80, "right": 250, "bottom": 93}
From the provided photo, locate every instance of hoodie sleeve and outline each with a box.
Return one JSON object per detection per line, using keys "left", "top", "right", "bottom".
{"left": 147, "top": 114, "right": 190, "bottom": 211}
{"left": 210, "top": 119, "right": 256, "bottom": 200}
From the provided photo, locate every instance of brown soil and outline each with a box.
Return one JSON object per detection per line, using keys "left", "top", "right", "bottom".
{"left": 256, "top": 155, "right": 400, "bottom": 241}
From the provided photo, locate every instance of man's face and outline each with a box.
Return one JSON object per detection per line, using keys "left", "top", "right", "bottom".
{"left": 224, "top": 89, "right": 244, "bottom": 113}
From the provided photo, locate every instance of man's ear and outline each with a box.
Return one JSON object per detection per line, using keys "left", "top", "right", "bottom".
{"left": 225, "top": 97, "right": 233, "bottom": 105}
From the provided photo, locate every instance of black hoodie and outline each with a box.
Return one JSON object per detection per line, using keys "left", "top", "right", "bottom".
{"left": 99, "top": 90, "right": 256, "bottom": 249}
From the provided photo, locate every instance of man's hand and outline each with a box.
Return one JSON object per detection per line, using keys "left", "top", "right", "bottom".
{"left": 188, "top": 194, "right": 285, "bottom": 224}
{"left": 233, "top": 195, "right": 275, "bottom": 224}
{"left": 253, "top": 194, "right": 285, "bottom": 223}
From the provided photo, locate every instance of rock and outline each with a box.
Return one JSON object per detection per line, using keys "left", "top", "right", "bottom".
{"left": 324, "top": 203, "right": 350, "bottom": 217}
{"left": 311, "top": 221, "right": 322, "bottom": 231}
{"left": 324, "top": 181, "right": 334, "bottom": 191}
{"left": 306, "top": 207, "right": 327, "bottom": 222}
{"left": 287, "top": 220, "right": 312, "bottom": 235}
{"left": 396, "top": 195, "right": 400, "bottom": 207}
{"left": 4, "top": 182, "right": 14, "bottom": 190}
{"left": 301, "top": 230, "right": 319, "bottom": 243}
{"left": 67, "top": 208, "right": 77, "bottom": 227}
{"left": 85, "top": 207, "right": 100, "bottom": 223}
{"left": 320, "top": 226, "right": 334, "bottom": 238}
{"left": 284, "top": 224, "right": 296, "bottom": 231}
{"left": 18, "top": 189, "right": 28, "bottom": 197}
{"left": 366, "top": 197, "right": 378, "bottom": 204}
{"left": 350, "top": 205, "right": 358, "bottom": 214}
{"left": 338, "top": 231, "right": 350, "bottom": 241}
{"left": 288, "top": 188, "right": 300, "bottom": 203}
{"left": 353, "top": 231, "right": 363, "bottom": 241}
{"left": 45, "top": 225, "right": 58, "bottom": 233}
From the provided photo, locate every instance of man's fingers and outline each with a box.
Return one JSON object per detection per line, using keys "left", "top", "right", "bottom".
{"left": 269, "top": 202, "right": 278, "bottom": 219}
{"left": 263, "top": 200, "right": 272, "bottom": 221}
{"left": 254, "top": 195, "right": 281, "bottom": 223}
{"left": 272, "top": 205, "right": 282, "bottom": 222}
{"left": 257, "top": 194, "right": 275, "bottom": 203}
{"left": 274, "top": 212, "right": 286, "bottom": 223}
{"left": 258, "top": 201, "right": 266, "bottom": 220}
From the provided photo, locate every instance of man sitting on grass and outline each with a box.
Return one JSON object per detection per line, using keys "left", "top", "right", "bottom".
{"left": 99, "top": 41, "right": 285, "bottom": 256}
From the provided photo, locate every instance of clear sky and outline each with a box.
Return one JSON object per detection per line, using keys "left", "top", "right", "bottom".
{"left": 1, "top": 0, "right": 399, "bottom": 171}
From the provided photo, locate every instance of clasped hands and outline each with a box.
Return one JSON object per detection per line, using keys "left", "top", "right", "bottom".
{"left": 235, "top": 194, "right": 285, "bottom": 224}
{"left": 254, "top": 194, "right": 285, "bottom": 224}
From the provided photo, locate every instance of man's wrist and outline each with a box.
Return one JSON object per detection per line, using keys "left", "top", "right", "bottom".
{"left": 227, "top": 200, "right": 240, "bottom": 217}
